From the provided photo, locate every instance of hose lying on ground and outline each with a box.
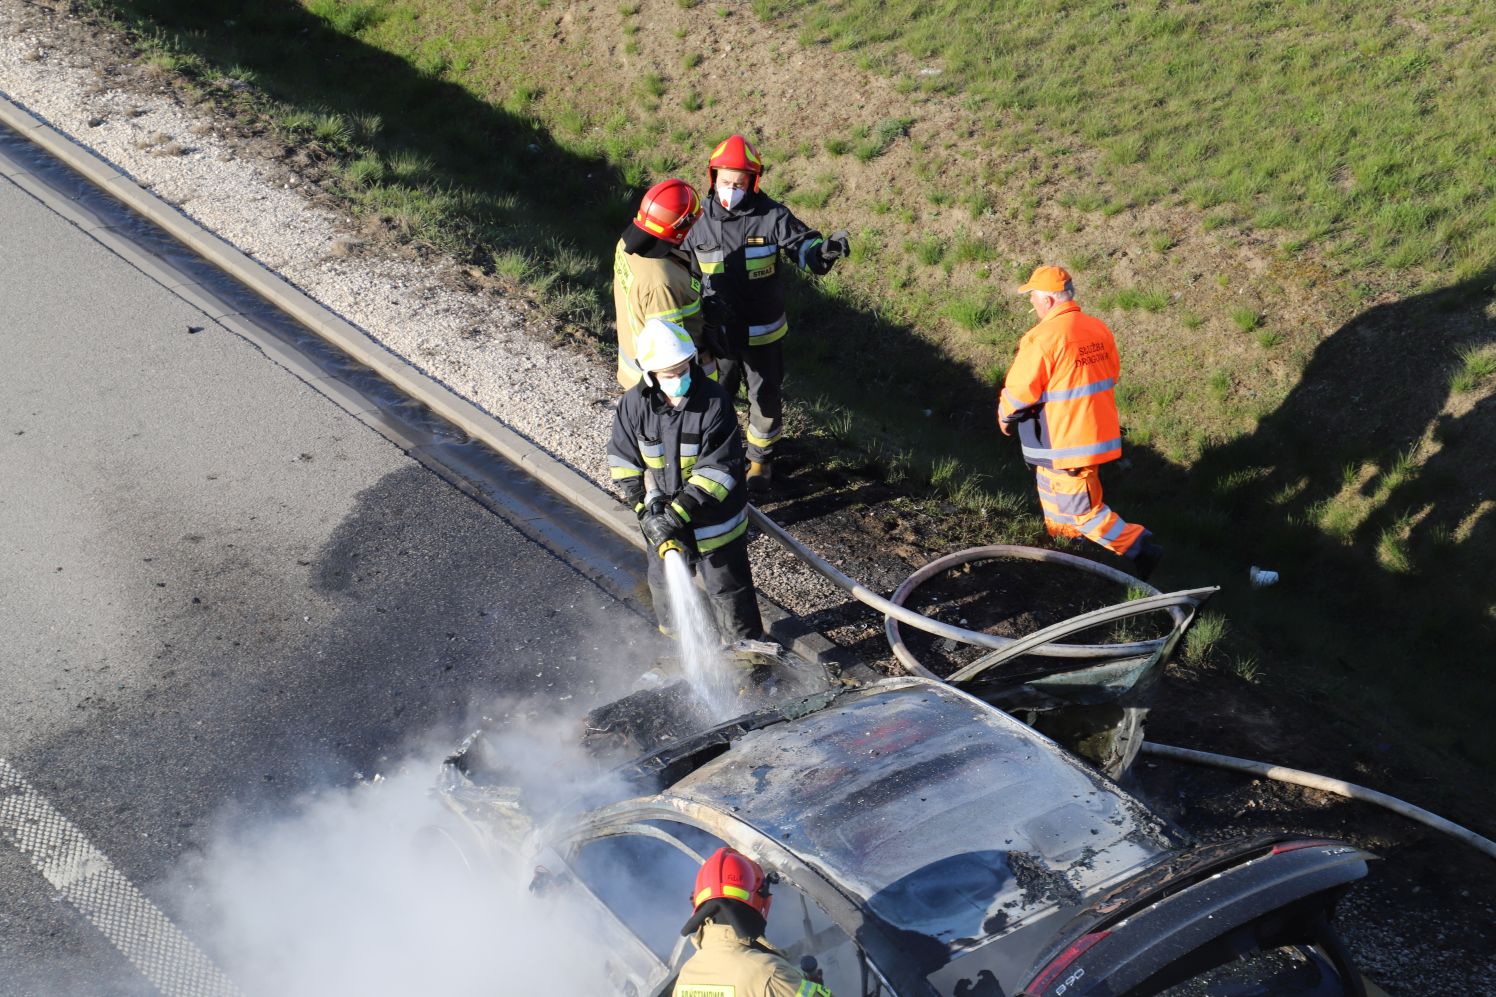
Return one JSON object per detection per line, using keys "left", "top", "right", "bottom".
{"left": 1141, "top": 741, "right": 1496, "bottom": 863}
{"left": 748, "top": 507, "right": 1178, "bottom": 660}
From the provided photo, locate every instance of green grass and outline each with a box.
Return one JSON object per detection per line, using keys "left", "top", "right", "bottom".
{"left": 1097, "top": 287, "right": 1169, "bottom": 313}
{"left": 910, "top": 237, "right": 944, "bottom": 266}
{"left": 1183, "top": 612, "right": 1228, "bottom": 664}
{"left": 1232, "top": 654, "right": 1262, "bottom": 685}
{"left": 944, "top": 295, "right": 996, "bottom": 331}
{"left": 639, "top": 71, "right": 666, "bottom": 99}
{"left": 1376, "top": 515, "right": 1415, "bottom": 574}
{"left": 1231, "top": 307, "right": 1261, "bottom": 332}
{"left": 785, "top": 177, "right": 837, "bottom": 210}
{"left": 340, "top": 154, "right": 384, "bottom": 187}
{"left": 854, "top": 117, "right": 911, "bottom": 162}
{"left": 750, "top": 1, "right": 1496, "bottom": 281}
{"left": 1450, "top": 343, "right": 1496, "bottom": 393}
{"left": 1207, "top": 369, "right": 1230, "bottom": 403}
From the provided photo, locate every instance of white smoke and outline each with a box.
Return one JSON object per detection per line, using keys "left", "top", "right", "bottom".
{"left": 174, "top": 705, "right": 636, "bottom": 996}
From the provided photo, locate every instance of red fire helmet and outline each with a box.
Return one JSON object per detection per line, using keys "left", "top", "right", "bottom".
{"left": 707, "top": 134, "right": 764, "bottom": 193}
{"left": 692, "top": 847, "right": 773, "bottom": 917}
{"left": 632, "top": 178, "right": 703, "bottom": 246}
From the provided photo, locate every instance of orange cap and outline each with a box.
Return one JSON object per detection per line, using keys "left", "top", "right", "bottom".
{"left": 1017, "top": 265, "right": 1073, "bottom": 294}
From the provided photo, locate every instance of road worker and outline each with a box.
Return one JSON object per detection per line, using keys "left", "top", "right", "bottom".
{"left": 999, "top": 266, "right": 1164, "bottom": 579}
{"left": 674, "top": 847, "right": 831, "bottom": 997}
{"left": 608, "top": 319, "right": 764, "bottom": 641}
{"left": 614, "top": 178, "right": 715, "bottom": 388}
{"left": 683, "top": 134, "right": 850, "bottom": 492}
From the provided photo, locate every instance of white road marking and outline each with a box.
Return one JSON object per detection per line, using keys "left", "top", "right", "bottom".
{"left": 0, "top": 757, "right": 242, "bottom": 997}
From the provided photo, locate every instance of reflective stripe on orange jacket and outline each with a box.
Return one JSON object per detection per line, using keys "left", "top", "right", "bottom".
{"left": 999, "top": 300, "right": 1122, "bottom": 470}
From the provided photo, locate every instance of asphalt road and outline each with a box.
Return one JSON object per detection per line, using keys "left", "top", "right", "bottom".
{"left": 0, "top": 161, "right": 656, "bottom": 994}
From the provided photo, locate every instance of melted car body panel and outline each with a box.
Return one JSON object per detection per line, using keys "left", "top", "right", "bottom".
{"left": 665, "top": 681, "right": 1175, "bottom": 960}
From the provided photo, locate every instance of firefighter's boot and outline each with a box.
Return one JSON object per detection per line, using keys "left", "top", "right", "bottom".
{"left": 746, "top": 459, "right": 772, "bottom": 495}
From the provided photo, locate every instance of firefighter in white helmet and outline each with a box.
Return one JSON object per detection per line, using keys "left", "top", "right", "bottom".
{"left": 607, "top": 319, "right": 764, "bottom": 641}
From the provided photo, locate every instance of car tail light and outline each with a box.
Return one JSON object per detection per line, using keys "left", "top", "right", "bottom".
{"left": 1021, "top": 930, "right": 1111, "bottom": 996}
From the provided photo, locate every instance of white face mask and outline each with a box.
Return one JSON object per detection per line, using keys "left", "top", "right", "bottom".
{"left": 717, "top": 185, "right": 747, "bottom": 210}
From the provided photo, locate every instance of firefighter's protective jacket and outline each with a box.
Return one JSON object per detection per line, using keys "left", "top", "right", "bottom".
{"left": 673, "top": 922, "right": 831, "bottom": 997}
{"left": 999, "top": 301, "right": 1123, "bottom": 470}
{"left": 608, "top": 371, "right": 749, "bottom": 553}
{"left": 683, "top": 194, "right": 832, "bottom": 348}
{"left": 613, "top": 240, "right": 704, "bottom": 386}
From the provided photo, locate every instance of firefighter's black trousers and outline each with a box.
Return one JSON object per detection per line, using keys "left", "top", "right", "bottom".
{"left": 646, "top": 535, "right": 763, "bottom": 642}
{"left": 716, "top": 340, "right": 783, "bottom": 463}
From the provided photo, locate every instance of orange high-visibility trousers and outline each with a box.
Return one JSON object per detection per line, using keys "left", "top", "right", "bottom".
{"left": 1035, "top": 465, "right": 1147, "bottom": 557}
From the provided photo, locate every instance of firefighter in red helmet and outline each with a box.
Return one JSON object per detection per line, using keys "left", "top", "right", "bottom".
{"left": 683, "top": 134, "right": 850, "bottom": 492}
{"left": 674, "top": 847, "right": 831, "bottom": 996}
{"left": 614, "top": 178, "right": 713, "bottom": 389}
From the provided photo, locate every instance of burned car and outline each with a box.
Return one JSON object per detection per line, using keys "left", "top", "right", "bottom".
{"left": 434, "top": 677, "right": 1378, "bottom": 996}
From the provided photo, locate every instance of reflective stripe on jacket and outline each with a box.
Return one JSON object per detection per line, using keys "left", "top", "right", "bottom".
{"left": 683, "top": 194, "right": 829, "bottom": 346}
{"left": 673, "top": 922, "right": 832, "bottom": 997}
{"left": 999, "top": 300, "right": 1123, "bottom": 470}
{"left": 608, "top": 372, "right": 749, "bottom": 552}
{"left": 613, "top": 239, "right": 703, "bottom": 386}
{"left": 1035, "top": 464, "right": 1147, "bottom": 556}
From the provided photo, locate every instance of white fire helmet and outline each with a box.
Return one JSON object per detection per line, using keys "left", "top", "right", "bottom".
{"left": 634, "top": 318, "right": 697, "bottom": 373}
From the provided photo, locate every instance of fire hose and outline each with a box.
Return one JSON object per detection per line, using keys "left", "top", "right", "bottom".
{"left": 746, "top": 506, "right": 1496, "bottom": 863}
{"left": 746, "top": 507, "right": 1184, "bottom": 660}
{"left": 1142, "top": 743, "right": 1496, "bottom": 862}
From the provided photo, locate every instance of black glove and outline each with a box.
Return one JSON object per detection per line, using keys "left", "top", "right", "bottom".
{"left": 819, "top": 230, "right": 850, "bottom": 263}
{"left": 702, "top": 295, "right": 747, "bottom": 356}
{"left": 640, "top": 506, "right": 689, "bottom": 552}
{"left": 635, "top": 494, "right": 668, "bottom": 522}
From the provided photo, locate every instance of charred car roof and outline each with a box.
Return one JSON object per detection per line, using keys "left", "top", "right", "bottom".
{"left": 654, "top": 678, "right": 1178, "bottom": 970}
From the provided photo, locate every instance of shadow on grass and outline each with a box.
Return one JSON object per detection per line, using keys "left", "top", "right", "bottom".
{"left": 1175, "top": 268, "right": 1496, "bottom": 769}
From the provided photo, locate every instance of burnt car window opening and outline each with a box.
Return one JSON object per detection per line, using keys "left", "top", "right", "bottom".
{"left": 763, "top": 881, "right": 864, "bottom": 994}
{"left": 573, "top": 823, "right": 726, "bottom": 961}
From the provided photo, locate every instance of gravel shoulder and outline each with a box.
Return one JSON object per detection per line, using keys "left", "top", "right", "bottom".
{"left": 3, "top": 6, "right": 1493, "bottom": 994}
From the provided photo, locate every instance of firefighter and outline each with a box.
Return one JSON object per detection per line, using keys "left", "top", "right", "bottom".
{"left": 683, "top": 134, "right": 850, "bottom": 492}
{"left": 999, "top": 266, "right": 1164, "bottom": 579}
{"left": 674, "top": 847, "right": 832, "bottom": 997}
{"left": 614, "top": 178, "right": 715, "bottom": 388}
{"left": 608, "top": 318, "right": 764, "bottom": 641}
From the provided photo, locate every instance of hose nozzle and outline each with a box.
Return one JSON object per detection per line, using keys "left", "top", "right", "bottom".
{"left": 657, "top": 539, "right": 685, "bottom": 558}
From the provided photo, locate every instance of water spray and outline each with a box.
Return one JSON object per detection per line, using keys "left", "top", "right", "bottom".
{"left": 657, "top": 544, "right": 738, "bottom": 720}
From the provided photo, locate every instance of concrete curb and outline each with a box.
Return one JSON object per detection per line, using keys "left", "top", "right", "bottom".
{"left": 0, "top": 92, "right": 842, "bottom": 668}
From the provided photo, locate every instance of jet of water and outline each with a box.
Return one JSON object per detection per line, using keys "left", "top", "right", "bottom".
{"left": 661, "top": 549, "right": 737, "bottom": 718}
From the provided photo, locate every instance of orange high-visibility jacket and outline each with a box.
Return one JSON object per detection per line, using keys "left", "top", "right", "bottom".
{"left": 999, "top": 300, "right": 1123, "bottom": 470}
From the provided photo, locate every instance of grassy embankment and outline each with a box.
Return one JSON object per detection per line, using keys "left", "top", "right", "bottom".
{"left": 88, "top": 0, "right": 1496, "bottom": 780}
